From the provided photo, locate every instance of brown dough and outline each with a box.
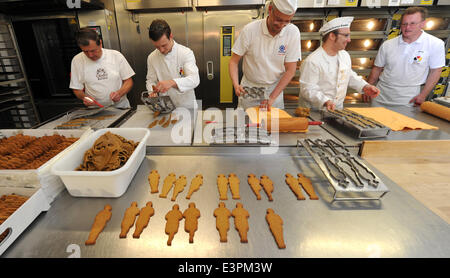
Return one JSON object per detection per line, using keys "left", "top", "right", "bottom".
{"left": 119, "top": 201, "right": 140, "bottom": 238}
{"left": 228, "top": 173, "right": 240, "bottom": 200}
{"left": 297, "top": 173, "right": 319, "bottom": 200}
{"left": 159, "top": 173, "right": 176, "bottom": 198}
{"left": 214, "top": 202, "right": 231, "bottom": 243}
{"left": 266, "top": 208, "right": 286, "bottom": 249}
{"left": 260, "top": 175, "right": 274, "bottom": 201}
{"left": 247, "top": 174, "right": 262, "bottom": 200}
{"left": 165, "top": 204, "right": 183, "bottom": 246}
{"left": 171, "top": 175, "right": 187, "bottom": 202}
{"left": 217, "top": 174, "right": 229, "bottom": 200}
{"left": 85, "top": 204, "right": 112, "bottom": 245}
{"left": 132, "top": 201, "right": 155, "bottom": 239}
{"left": 148, "top": 170, "right": 160, "bottom": 193}
{"left": 186, "top": 174, "right": 203, "bottom": 199}
{"left": 162, "top": 114, "right": 172, "bottom": 128}
{"left": 285, "top": 173, "right": 306, "bottom": 200}
{"left": 231, "top": 202, "right": 250, "bottom": 243}
{"left": 171, "top": 118, "right": 178, "bottom": 124}
{"left": 158, "top": 116, "right": 166, "bottom": 125}
{"left": 148, "top": 119, "right": 158, "bottom": 129}
{"left": 153, "top": 111, "right": 161, "bottom": 118}
{"left": 183, "top": 202, "right": 201, "bottom": 243}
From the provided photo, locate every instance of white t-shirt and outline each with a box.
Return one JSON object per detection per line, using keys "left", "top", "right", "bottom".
{"left": 70, "top": 48, "right": 135, "bottom": 108}
{"left": 373, "top": 31, "right": 445, "bottom": 105}
{"left": 146, "top": 41, "right": 200, "bottom": 109}
{"left": 232, "top": 18, "right": 301, "bottom": 86}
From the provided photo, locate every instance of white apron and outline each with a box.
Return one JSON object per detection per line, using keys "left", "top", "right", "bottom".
{"left": 372, "top": 81, "right": 420, "bottom": 107}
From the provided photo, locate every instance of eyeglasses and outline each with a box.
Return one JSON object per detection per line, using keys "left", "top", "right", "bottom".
{"left": 336, "top": 32, "right": 351, "bottom": 38}
{"left": 400, "top": 21, "right": 423, "bottom": 27}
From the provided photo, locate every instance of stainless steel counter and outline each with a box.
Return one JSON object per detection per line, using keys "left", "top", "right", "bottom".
{"left": 307, "top": 104, "right": 450, "bottom": 146}
{"left": 3, "top": 146, "right": 450, "bottom": 258}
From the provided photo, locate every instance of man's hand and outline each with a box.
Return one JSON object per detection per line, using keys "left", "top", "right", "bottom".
{"left": 83, "top": 96, "right": 95, "bottom": 106}
{"left": 234, "top": 84, "right": 246, "bottom": 97}
{"left": 154, "top": 80, "right": 176, "bottom": 93}
{"left": 259, "top": 98, "right": 273, "bottom": 111}
{"left": 324, "top": 100, "right": 336, "bottom": 111}
{"left": 409, "top": 94, "right": 427, "bottom": 106}
{"left": 362, "top": 84, "right": 380, "bottom": 98}
{"left": 110, "top": 91, "right": 122, "bottom": 102}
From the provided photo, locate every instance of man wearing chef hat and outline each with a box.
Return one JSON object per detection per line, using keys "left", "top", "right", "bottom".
{"left": 229, "top": 0, "right": 301, "bottom": 110}
{"left": 298, "top": 17, "right": 380, "bottom": 110}
{"left": 367, "top": 7, "right": 445, "bottom": 107}
{"left": 146, "top": 19, "right": 200, "bottom": 109}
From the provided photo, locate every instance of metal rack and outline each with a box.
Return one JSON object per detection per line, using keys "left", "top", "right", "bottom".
{"left": 0, "top": 18, "right": 39, "bottom": 128}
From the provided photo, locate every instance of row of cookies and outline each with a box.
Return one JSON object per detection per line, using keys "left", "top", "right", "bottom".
{"left": 85, "top": 201, "right": 286, "bottom": 249}
{"left": 148, "top": 170, "right": 319, "bottom": 202}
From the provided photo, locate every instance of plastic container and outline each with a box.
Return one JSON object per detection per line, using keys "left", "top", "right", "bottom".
{"left": 51, "top": 128, "right": 150, "bottom": 197}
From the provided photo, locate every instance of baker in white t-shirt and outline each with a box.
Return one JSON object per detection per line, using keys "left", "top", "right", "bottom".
{"left": 368, "top": 7, "right": 445, "bottom": 107}
{"left": 146, "top": 19, "right": 200, "bottom": 109}
{"left": 70, "top": 28, "right": 135, "bottom": 109}
{"left": 229, "top": 0, "right": 301, "bottom": 110}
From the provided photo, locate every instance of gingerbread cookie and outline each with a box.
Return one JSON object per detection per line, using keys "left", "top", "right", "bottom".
{"left": 162, "top": 114, "right": 172, "bottom": 128}
{"left": 285, "top": 173, "right": 306, "bottom": 200}
{"left": 214, "top": 202, "right": 231, "bottom": 242}
{"left": 186, "top": 174, "right": 203, "bottom": 199}
{"left": 85, "top": 204, "right": 112, "bottom": 245}
{"left": 165, "top": 204, "right": 183, "bottom": 246}
{"left": 298, "top": 173, "right": 319, "bottom": 200}
{"left": 153, "top": 111, "right": 161, "bottom": 118}
{"left": 148, "top": 170, "right": 160, "bottom": 193}
{"left": 133, "top": 201, "right": 155, "bottom": 239}
{"left": 158, "top": 116, "right": 166, "bottom": 125}
{"left": 228, "top": 173, "right": 240, "bottom": 200}
{"left": 247, "top": 174, "right": 262, "bottom": 200}
{"left": 171, "top": 175, "right": 187, "bottom": 201}
{"left": 148, "top": 119, "right": 158, "bottom": 129}
{"left": 183, "top": 202, "right": 201, "bottom": 243}
{"left": 231, "top": 203, "right": 250, "bottom": 243}
{"left": 266, "top": 208, "right": 286, "bottom": 249}
{"left": 260, "top": 175, "right": 274, "bottom": 201}
{"left": 159, "top": 173, "right": 177, "bottom": 198}
{"left": 217, "top": 174, "right": 229, "bottom": 200}
{"left": 119, "top": 201, "right": 140, "bottom": 238}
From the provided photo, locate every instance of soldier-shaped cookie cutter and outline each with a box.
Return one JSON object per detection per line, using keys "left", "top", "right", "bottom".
{"left": 241, "top": 86, "right": 266, "bottom": 100}
{"left": 141, "top": 91, "right": 176, "bottom": 114}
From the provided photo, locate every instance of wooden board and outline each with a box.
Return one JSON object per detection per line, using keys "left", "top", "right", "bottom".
{"left": 360, "top": 140, "right": 450, "bottom": 224}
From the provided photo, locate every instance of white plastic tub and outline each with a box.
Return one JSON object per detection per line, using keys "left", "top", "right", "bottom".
{"left": 51, "top": 128, "right": 150, "bottom": 198}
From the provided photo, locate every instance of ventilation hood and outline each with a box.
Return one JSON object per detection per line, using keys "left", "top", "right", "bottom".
{"left": 0, "top": 0, "right": 104, "bottom": 14}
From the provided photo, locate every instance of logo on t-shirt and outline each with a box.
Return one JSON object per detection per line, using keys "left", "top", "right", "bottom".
{"left": 278, "top": 45, "right": 286, "bottom": 55}
{"left": 96, "top": 68, "right": 108, "bottom": 80}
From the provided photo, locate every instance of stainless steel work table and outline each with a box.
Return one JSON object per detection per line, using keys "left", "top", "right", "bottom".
{"left": 307, "top": 104, "right": 450, "bottom": 146}
{"left": 3, "top": 145, "right": 450, "bottom": 258}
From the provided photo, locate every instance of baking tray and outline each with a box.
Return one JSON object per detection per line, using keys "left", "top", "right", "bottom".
{"left": 0, "top": 129, "right": 93, "bottom": 203}
{"left": 298, "top": 139, "right": 389, "bottom": 202}
{"left": 322, "top": 109, "right": 391, "bottom": 139}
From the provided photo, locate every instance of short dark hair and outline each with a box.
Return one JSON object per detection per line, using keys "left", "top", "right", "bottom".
{"left": 322, "top": 30, "right": 339, "bottom": 43}
{"left": 401, "top": 7, "right": 428, "bottom": 23}
{"left": 149, "top": 19, "right": 171, "bottom": 41}
{"left": 76, "top": 27, "right": 101, "bottom": 46}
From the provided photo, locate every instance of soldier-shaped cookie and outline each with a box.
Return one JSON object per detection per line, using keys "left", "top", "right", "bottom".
{"left": 217, "top": 174, "right": 229, "bottom": 200}
{"left": 214, "top": 202, "right": 232, "bottom": 242}
{"left": 133, "top": 201, "right": 155, "bottom": 239}
{"left": 247, "top": 174, "right": 262, "bottom": 200}
{"left": 160, "top": 173, "right": 177, "bottom": 198}
{"left": 285, "top": 173, "right": 306, "bottom": 200}
{"left": 120, "top": 201, "right": 140, "bottom": 238}
{"left": 183, "top": 202, "right": 201, "bottom": 243}
{"left": 85, "top": 204, "right": 112, "bottom": 245}
{"left": 165, "top": 204, "right": 183, "bottom": 246}
{"left": 171, "top": 175, "right": 187, "bottom": 201}
{"left": 266, "top": 208, "right": 286, "bottom": 249}
{"left": 148, "top": 170, "right": 160, "bottom": 193}
{"left": 228, "top": 173, "right": 240, "bottom": 200}
{"left": 298, "top": 173, "right": 319, "bottom": 200}
{"left": 186, "top": 174, "right": 203, "bottom": 199}
{"left": 231, "top": 202, "right": 250, "bottom": 243}
{"left": 260, "top": 175, "right": 274, "bottom": 201}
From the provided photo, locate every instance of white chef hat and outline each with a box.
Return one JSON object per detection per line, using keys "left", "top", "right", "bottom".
{"left": 272, "top": 0, "right": 297, "bottom": 15}
{"left": 319, "top": 16, "right": 354, "bottom": 36}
